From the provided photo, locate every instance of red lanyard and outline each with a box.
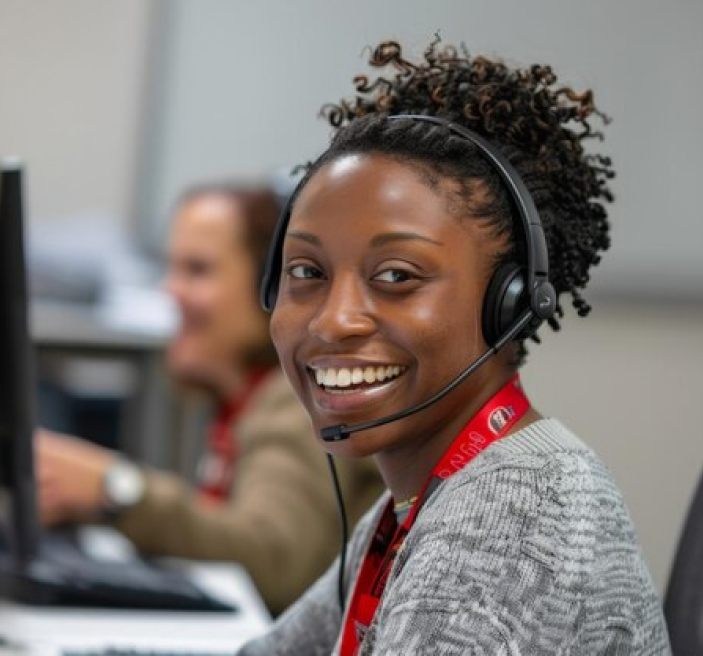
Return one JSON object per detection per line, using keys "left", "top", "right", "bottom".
{"left": 197, "top": 368, "right": 272, "bottom": 503}
{"left": 340, "top": 374, "right": 530, "bottom": 655}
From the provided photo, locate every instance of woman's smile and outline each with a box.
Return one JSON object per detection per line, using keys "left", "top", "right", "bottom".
{"left": 306, "top": 361, "right": 408, "bottom": 413}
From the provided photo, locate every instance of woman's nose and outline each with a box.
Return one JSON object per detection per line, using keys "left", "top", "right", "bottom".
{"left": 163, "top": 279, "right": 183, "bottom": 308}
{"left": 163, "top": 271, "right": 190, "bottom": 312}
{"left": 308, "top": 275, "right": 376, "bottom": 343}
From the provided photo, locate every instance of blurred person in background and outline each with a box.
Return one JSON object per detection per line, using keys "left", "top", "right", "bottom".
{"left": 35, "top": 182, "right": 384, "bottom": 615}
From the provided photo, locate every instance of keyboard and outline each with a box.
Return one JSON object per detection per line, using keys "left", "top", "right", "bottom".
{"left": 0, "top": 533, "right": 238, "bottom": 612}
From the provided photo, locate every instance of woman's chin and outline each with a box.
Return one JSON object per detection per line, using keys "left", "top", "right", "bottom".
{"left": 169, "top": 355, "right": 216, "bottom": 390}
{"left": 317, "top": 430, "right": 382, "bottom": 460}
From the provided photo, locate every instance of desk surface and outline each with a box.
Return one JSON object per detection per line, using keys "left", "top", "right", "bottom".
{"left": 31, "top": 300, "right": 171, "bottom": 352}
{"left": 0, "top": 560, "right": 270, "bottom": 656}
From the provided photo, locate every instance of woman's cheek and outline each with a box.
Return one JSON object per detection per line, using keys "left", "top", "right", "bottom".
{"left": 270, "top": 308, "right": 298, "bottom": 371}
{"left": 269, "top": 311, "right": 285, "bottom": 352}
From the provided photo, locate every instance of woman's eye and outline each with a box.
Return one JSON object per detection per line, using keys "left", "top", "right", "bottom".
{"left": 288, "top": 264, "right": 323, "bottom": 279}
{"left": 181, "top": 259, "right": 213, "bottom": 278}
{"left": 373, "top": 269, "right": 412, "bottom": 283}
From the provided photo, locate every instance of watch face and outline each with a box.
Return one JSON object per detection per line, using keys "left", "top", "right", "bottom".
{"left": 105, "top": 461, "right": 145, "bottom": 508}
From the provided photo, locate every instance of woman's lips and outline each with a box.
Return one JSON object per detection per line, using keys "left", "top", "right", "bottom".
{"left": 307, "top": 364, "right": 407, "bottom": 413}
{"left": 313, "top": 364, "right": 405, "bottom": 388}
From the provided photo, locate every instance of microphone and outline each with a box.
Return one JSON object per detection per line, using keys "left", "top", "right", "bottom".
{"left": 320, "top": 308, "right": 535, "bottom": 442}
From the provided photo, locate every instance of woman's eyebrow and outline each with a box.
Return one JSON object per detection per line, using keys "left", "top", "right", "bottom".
{"left": 286, "top": 230, "right": 320, "bottom": 245}
{"left": 370, "top": 232, "right": 443, "bottom": 247}
{"left": 285, "top": 230, "right": 444, "bottom": 247}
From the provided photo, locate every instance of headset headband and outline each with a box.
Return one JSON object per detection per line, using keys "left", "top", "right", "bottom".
{"left": 261, "top": 113, "right": 554, "bottom": 321}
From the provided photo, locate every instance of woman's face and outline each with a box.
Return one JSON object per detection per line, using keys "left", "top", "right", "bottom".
{"left": 270, "top": 153, "right": 506, "bottom": 459}
{"left": 164, "top": 194, "right": 267, "bottom": 392}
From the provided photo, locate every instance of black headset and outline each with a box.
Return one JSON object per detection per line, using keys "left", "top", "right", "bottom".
{"left": 260, "top": 113, "right": 556, "bottom": 345}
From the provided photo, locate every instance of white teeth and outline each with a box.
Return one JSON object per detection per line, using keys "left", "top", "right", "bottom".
{"left": 337, "top": 369, "right": 352, "bottom": 387}
{"left": 313, "top": 365, "right": 404, "bottom": 389}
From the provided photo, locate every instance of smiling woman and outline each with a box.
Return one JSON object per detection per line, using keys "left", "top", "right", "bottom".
{"left": 273, "top": 153, "right": 502, "bottom": 478}
{"left": 237, "top": 39, "right": 672, "bottom": 655}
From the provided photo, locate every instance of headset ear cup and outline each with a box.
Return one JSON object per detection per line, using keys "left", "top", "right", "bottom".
{"left": 482, "top": 263, "right": 528, "bottom": 345}
{"left": 260, "top": 200, "right": 294, "bottom": 313}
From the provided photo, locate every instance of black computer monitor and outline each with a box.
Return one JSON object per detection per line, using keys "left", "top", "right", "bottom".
{"left": 0, "top": 163, "right": 237, "bottom": 612}
{"left": 0, "top": 160, "right": 40, "bottom": 567}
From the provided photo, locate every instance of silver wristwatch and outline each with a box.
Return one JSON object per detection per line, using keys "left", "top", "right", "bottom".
{"left": 102, "top": 458, "right": 145, "bottom": 514}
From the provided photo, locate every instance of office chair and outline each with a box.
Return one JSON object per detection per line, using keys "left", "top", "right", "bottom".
{"left": 664, "top": 466, "right": 703, "bottom": 655}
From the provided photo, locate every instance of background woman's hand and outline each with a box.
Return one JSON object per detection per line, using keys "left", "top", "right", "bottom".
{"left": 35, "top": 429, "right": 116, "bottom": 526}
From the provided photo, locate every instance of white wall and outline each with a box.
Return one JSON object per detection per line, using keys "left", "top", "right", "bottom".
{"left": 0, "top": 0, "right": 153, "bottom": 225}
{"left": 522, "top": 301, "right": 703, "bottom": 594}
{"left": 141, "top": 0, "right": 703, "bottom": 301}
{"left": 2, "top": 0, "right": 702, "bottom": 597}
{"left": 3, "top": 0, "right": 701, "bottom": 300}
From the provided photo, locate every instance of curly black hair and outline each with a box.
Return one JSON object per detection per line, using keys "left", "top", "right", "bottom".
{"left": 290, "top": 38, "right": 614, "bottom": 359}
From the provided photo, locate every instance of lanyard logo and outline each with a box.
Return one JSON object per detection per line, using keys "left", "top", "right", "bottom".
{"left": 488, "top": 405, "right": 515, "bottom": 434}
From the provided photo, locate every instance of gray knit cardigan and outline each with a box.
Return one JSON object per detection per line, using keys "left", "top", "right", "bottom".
{"left": 239, "top": 419, "right": 671, "bottom": 655}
